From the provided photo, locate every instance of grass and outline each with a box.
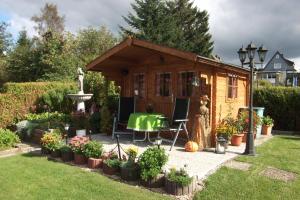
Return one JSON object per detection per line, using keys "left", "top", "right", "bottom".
{"left": 0, "top": 153, "right": 171, "bottom": 200}
{"left": 194, "top": 135, "right": 300, "bottom": 200}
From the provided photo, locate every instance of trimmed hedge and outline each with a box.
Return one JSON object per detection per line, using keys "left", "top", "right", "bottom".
{"left": 0, "top": 82, "right": 76, "bottom": 128}
{"left": 254, "top": 87, "right": 300, "bottom": 131}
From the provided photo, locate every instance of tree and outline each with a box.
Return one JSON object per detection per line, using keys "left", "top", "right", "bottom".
{"left": 120, "top": 0, "right": 214, "bottom": 57}
{"left": 76, "top": 26, "right": 117, "bottom": 65}
{"left": 31, "top": 3, "right": 65, "bottom": 36}
{"left": 0, "top": 22, "right": 12, "bottom": 56}
{"left": 0, "top": 22, "right": 12, "bottom": 85}
{"left": 6, "top": 30, "right": 35, "bottom": 82}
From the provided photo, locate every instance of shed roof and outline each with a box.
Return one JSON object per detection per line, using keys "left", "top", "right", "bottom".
{"left": 86, "top": 37, "right": 249, "bottom": 74}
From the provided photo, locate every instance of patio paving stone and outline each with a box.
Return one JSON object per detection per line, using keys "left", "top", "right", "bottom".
{"left": 91, "top": 134, "right": 272, "bottom": 181}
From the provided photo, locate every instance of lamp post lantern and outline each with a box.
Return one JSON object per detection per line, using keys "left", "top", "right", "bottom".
{"left": 237, "top": 42, "right": 267, "bottom": 156}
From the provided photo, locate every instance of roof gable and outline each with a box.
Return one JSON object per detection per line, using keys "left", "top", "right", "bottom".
{"left": 263, "top": 51, "right": 296, "bottom": 72}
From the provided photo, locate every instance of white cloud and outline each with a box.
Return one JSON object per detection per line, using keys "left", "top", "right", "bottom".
{"left": 8, "top": 14, "right": 37, "bottom": 38}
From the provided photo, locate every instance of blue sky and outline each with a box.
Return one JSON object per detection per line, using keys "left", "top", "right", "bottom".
{"left": 1, "top": 0, "right": 300, "bottom": 69}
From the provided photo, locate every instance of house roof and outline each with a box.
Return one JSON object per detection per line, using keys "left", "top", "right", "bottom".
{"left": 263, "top": 51, "right": 296, "bottom": 72}
{"left": 86, "top": 37, "right": 249, "bottom": 74}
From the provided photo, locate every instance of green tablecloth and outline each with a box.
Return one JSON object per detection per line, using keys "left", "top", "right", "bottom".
{"left": 127, "top": 113, "right": 164, "bottom": 132}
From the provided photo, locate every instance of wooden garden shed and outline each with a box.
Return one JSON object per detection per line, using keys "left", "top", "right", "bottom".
{"left": 87, "top": 37, "right": 250, "bottom": 148}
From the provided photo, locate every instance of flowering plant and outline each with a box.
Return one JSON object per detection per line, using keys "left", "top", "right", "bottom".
{"left": 126, "top": 145, "right": 138, "bottom": 161}
{"left": 40, "top": 131, "right": 62, "bottom": 151}
{"left": 69, "top": 136, "right": 90, "bottom": 155}
{"left": 238, "top": 111, "right": 261, "bottom": 131}
{"left": 83, "top": 140, "right": 103, "bottom": 158}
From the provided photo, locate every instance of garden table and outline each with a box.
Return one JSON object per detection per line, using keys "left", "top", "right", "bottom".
{"left": 127, "top": 112, "right": 165, "bottom": 143}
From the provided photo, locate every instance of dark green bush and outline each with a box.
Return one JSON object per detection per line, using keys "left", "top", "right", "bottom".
{"left": 0, "top": 128, "right": 20, "bottom": 150}
{"left": 138, "top": 147, "right": 168, "bottom": 181}
{"left": 254, "top": 87, "right": 300, "bottom": 131}
{"left": 37, "top": 87, "right": 77, "bottom": 113}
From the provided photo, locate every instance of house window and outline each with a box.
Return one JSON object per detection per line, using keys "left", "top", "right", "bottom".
{"left": 178, "top": 72, "right": 195, "bottom": 97}
{"left": 227, "top": 74, "right": 238, "bottom": 99}
{"left": 274, "top": 63, "right": 281, "bottom": 69}
{"left": 267, "top": 73, "right": 276, "bottom": 79}
{"left": 133, "top": 73, "right": 145, "bottom": 98}
{"left": 276, "top": 54, "right": 279, "bottom": 59}
{"left": 156, "top": 73, "right": 171, "bottom": 96}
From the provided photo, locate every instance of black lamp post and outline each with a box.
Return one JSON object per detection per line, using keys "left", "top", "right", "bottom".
{"left": 237, "top": 42, "right": 268, "bottom": 156}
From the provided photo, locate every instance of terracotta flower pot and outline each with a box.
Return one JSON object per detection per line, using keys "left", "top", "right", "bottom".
{"left": 121, "top": 165, "right": 139, "bottom": 181}
{"left": 51, "top": 149, "right": 61, "bottom": 158}
{"left": 262, "top": 125, "right": 273, "bottom": 135}
{"left": 231, "top": 134, "right": 244, "bottom": 146}
{"left": 165, "top": 178, "right": 196, "bottom": 196}
{"left": 103, "top": 162, "right": 119, "bottom": 175}
{"left": 74, "top": 153, "right": 87, "bottom": 165}
{"left": 140, "top": 173, "right": 165, "bottom": 188}
{"left": 61, "top": 151, "right": 74, "bottom": 162}
{"left": 88, "top": 158, "right": 103, "bottom": 169}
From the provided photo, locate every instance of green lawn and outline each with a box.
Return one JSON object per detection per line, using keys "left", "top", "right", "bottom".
{"left": 194, "top": 135, "right": 300, "bottom": 200}
{"left": 0, "top": 153, "right": 171, "bottom": 200}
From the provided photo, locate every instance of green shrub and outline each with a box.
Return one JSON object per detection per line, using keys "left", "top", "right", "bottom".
{"left": 254, "top": 87, "right": 300, "bottom": 131}
{"left": 104, "top": 158, "right": 121, "bottom": 169}
{"left": 0, "top": 82, "right": 76, "bottom": 129}
{"left": 60, "top": 145, "right": 72, "bottom": 153}
{"left": 0, "top": 129, "right": 20, "bottom": 150}
{"left": 83, "top": 140, "right": 103, "bottom": 158}
{"left": 167, "top": 168, "right": 193, "bottom": 186}
{"left": 262, "top": 116, "right": 274, "bottom": 126}
{"left": 138, "top": 147, "right": 168, "bottom": 181}
{"left": 38, "top": 87, "right": 77, "bottom": 113}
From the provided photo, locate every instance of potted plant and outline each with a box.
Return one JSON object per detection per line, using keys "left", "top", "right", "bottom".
{"left": 83, "top": 140, "right": 104, "bottom": 169}
{"left": 40, "top": 131, "right": 62, "bottom": 155}
{"left": 225, "top": 117, "right": 244, "bottom": 146}
{"left": 165, "top": 167, "right": 195, "bottom": 196}
{"left": 103, "top": 158, "right": 121, "bottom": 175}
{"left": 238, "top": 111, "right": 261, "bottom": 142}
{"left": 121, "top": 146, "right": 139, "bottom": 181}
{"left": 60, "top": 145, "right": 74, "bottom": 162}
{"left": 138, "top": 147, "right": 168, "bottom": 188}
{"left": 69, "top": 136, "right": 89, "bottom": 165}
{"left": 216, "top": 123, "right": 231, "bottom": 149}
{"left": 261, "top": 116, "right": 274, "bottom": 135}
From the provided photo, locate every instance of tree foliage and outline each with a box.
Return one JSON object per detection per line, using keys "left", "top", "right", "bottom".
{"left": 120, "top": 0, "right": 213, "bottom": 57}
{"left": 31, "top": 3, "right": 65, "bottom": 36}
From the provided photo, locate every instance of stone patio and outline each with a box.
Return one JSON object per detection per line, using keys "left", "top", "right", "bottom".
{"left": 91, "top": 134, "right": 272, "bottom": 180}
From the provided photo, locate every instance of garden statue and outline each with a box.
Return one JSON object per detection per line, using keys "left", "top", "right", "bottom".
{"left": 67, "top": 67, "right": 93, "bottom": 113}
{"left": 77, "top": 67, "right": 84, "bottom": 94}
{"left": 192, "top": 95, "right": 211, "bottom": 149}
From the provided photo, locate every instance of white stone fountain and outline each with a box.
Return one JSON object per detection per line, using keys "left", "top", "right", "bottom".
{"left": 67, "top": 67, "right": 93, "bottom": 112}
{"left": 67, "top": 68, "right": 93, "bottom": 136}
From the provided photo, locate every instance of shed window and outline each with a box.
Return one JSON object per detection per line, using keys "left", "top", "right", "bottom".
{"left": 133, "top": 73, "right": 145, "bottom": 98}
{"left": 156, "top": 73, "right": 171, "bottom": 96}
{"left": 178, "top": 72, "right": 195, "bottom": 97}
{"left": 228, "top": 74, "right": 238, "bottom": 99}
